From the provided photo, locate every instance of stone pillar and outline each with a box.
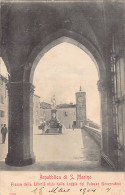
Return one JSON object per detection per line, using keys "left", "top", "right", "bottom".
{"left": 97, "top": 80, "right": 109, "bottom": 154}
{"left": 5, "top": 82, "right": 35, "bottom": 166}
{"left": 97, "top": 79, "right": 117, "bottom": 169}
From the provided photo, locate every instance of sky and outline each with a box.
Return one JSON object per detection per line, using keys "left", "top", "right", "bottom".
{"left": 33, "top": 42, "right": 100, "bottom": 124}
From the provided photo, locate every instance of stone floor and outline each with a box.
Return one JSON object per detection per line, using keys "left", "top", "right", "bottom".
{"left": 0, "top": 128, "right": 111, "bottom": 171}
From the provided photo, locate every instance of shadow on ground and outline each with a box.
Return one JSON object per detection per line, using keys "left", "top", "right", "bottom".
{"left": 0, "top": 160, "right": 112, "bottom": 171}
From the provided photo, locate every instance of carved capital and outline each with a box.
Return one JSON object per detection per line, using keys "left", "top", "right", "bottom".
{"left": 7, "top": 82, "right": 35, "bottom": 96}
{"left": 7, "top": 82, "right": 23, "bottom": 96}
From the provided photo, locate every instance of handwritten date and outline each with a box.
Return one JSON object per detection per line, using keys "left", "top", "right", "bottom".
{"left": 80, "top": 188, "right": 111, "bottom": 194}
{"left": 31, "top": 187, "right": 111, "bottom": 195}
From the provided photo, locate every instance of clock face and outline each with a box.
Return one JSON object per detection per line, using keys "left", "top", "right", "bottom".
{"left": 78, "top": 96, "right": 84, "bottom": 102}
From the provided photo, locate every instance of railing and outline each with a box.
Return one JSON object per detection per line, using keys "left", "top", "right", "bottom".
{"left": 82, "top": 125, "right": 101, "bottom": 145}
{"left": 82, "top": 126, "right": 122, "bottom": 170}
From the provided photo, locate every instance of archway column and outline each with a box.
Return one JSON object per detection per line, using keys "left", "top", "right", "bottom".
{"left": 98, "top": 79, "right": 118, "bottom": 170}
{"left": 5, "top": 82, "right": 35, "bottom": 166}
{"left": 97, "top": 80, "right": 109, "bottom": 154}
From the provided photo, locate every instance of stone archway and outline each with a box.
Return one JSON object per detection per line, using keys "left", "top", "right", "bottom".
{"left": 23, "top": 29, "right": 106, "bottom": 83}
{"left": 5, "top": 29, "right": 115, "bottom": 169}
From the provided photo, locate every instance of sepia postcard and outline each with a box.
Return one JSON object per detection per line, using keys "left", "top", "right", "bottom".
{"left": 0, "top": 0, "right": 125, "bottom": 194}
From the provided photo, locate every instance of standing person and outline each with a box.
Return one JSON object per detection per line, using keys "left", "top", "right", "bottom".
{"left": 0, "top": 124, "right": 3, "bottom": 143}
{"left": 58, "top": 122, "right": 62, "bottom": 134}
{"left": 1, "top": 124, "right": 8, "bottom": 144}
{"left": 42, "top": 120, "right": 46, "bottom": 134}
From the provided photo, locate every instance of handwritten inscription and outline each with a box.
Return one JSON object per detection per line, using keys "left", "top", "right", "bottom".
{"left": 79, "top": 188, "right": 111, "bottom": 194}
{"left": 80, "top": 188, "right": 96, "bottom": 194}
{"left": 31, "top": 187, "right": 44, "bottom": 195}
{"left": 31, "top": 187, "right": 70, "bottom": 194}
{"left": 31, "top": 187, "right": 112, "bottom": 194}
{"left": 49, "top": 187, "right": 70, "bottom": 193}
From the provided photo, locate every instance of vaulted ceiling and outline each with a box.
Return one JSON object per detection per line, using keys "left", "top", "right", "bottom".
{"left": 0, "top": 1, "right": 125, "bottom": 74}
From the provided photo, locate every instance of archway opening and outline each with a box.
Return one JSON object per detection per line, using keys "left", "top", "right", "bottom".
{"left": 32, "top": 39, "right": 102, "bottom": 170}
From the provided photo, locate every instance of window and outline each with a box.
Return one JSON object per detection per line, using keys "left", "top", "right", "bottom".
{"left": 0, "top": 110, "right": 4, "bottom": 118}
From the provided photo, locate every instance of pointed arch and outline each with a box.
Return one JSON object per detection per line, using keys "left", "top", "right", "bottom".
{"left": 23, "top": 29, "right": 106, "bottom": 83}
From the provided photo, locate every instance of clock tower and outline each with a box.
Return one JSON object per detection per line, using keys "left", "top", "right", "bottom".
{"left": 75, "top": 86, "right": 86, "bottom": 128}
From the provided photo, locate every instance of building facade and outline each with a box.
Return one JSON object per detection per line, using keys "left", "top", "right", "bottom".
{"left": 33, "top": 94, "right": 40, "bottom": 128}
{"left": 0, "top": 74, "right": 8, "bottom": 127}
{"left": 57, "top": 106, "right": 76, "bottom": 129}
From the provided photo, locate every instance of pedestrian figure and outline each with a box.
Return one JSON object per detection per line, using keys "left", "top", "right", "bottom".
{"left": 58, "top": 123, "right": 62, "bottom": 134}
{"left": 1, "top": 124, "right": 8, "bottom": 144}
{"left": 42, "top": 120, "right": 46, "bottom": 134}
